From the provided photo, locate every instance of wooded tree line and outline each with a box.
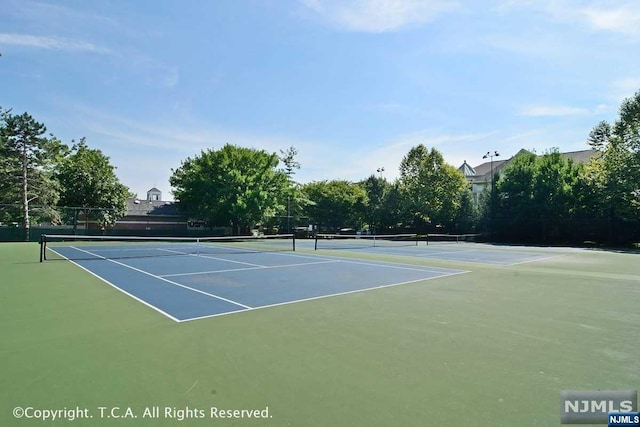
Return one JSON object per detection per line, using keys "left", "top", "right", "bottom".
{"left": 172, "top": 92, "right": 640, "bottom": 244}
{"left": 488, "top": 91, "right": 640, "bottom": 244}
{"left": 2, "top": 90, "right": 639, "bottom": 244}
{"left": 0, "top": 108, "right": 130, "bottom": 240}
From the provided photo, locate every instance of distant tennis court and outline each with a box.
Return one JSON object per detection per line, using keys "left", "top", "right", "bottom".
{"left": 310, "top": 233, "right": 558, "bottom": 265}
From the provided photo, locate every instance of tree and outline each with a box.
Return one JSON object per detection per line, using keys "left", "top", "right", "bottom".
{"left": 275, "top": 146, "right": 307, "bottom": 233}
{"left": 580, "top": 90, "right": 640, "bottom": 243}
{"left": 170, "top": 144, "right": 289, "bottom": 234}
{"left": 360, "top": 174, "right": 391, "bottom": 232}
{"left": 0, "top": 111, "right": 66, "bottom": 240}
{"left": 303, "top": 180, "right": 368, "bottom": 231}
{"left": 279, "top": 146, "right": 301, "bottom": 179}
{"left": 494, "top": 150, "right": 586, "bottom": 242}
{"left": 532, "top": 150, "right": 583, "bottom": 239}
{"left": 586, "top": 93, "right": 640, "bottom": 222}
{"left": 452, "top": 189, "right": 477, "bottom": 234}
{"left": 54, "top": 138, "right": 130, "bottom": 231}
{"left": 398, "top": 145, "right": 468, "bottom": 231}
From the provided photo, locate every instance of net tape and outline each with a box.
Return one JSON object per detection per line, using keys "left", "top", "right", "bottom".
{"left": 40, "top": 234, "right": 295, "bottom": 261}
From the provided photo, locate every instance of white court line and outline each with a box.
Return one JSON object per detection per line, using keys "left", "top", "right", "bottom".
{"left": 179, "top": 269, "right": 470, "bottom": 323}
{"left": 379, "top": 247, "right": 554, "bottom": 266}
{"left": 263, "top": 250, "right": 464, "bottom": 275}
{"left": 161, "top": 260, "right": 340, "bottom": 278}
{"left": 414, "top": 250, "right": 473, "bottom": 256}
{"left": 47, "top": 247, "right": 181, "bottom": 322}
{"left": 69, "top": 246, "right": 252, "bottom": 310}
{"left": 506, "top": 254, "right": 562, "bottom": 266}
{"left": 315, "top": 257, "right": 467, "bottom": 274}
{"left": 158, "top": 248, "right": 266, "bottom": 268}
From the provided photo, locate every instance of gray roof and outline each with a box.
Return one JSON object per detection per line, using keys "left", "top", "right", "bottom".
{"left": 147, "top": 187, "right": 161, "bottom": 193}
{"left": 458, "top": 161, "right": 476, "bottom": 177}
{"left": 560, "top": 149, "right": 597, "bottom": 164}
{"left": 471, "top": 159, "right": 509, "bottom": 179}
{"left": 461, "top": 148, "right": 597, "bottom": 184}
{"left": 125, "top": 198, "right": 183, "bottom": 217}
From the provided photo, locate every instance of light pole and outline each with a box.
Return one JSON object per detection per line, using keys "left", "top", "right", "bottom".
{"left": 373, "top": 167, "right": 385, "bottom": 234}
{"left": 483, "top": 151, "right": 500, "bottom": 240}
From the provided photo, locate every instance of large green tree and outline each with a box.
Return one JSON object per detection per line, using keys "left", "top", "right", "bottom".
{"left": 170, "top": 144, "right": 289, "bottom": 234}
{"left": 494, "top": 149, "right": 585, "bottom": 241}
{"left": 398, "top": 145, "right": 468, "bottom": 231}
{"left": 360, "top": 174, "right": 391, "bottom": 233}
{"left": 586, "top": 91, "right": 640, "bottom": 222}
{"left": 54, "top": 138, "right": 130, "bottom": 231}
{"left": 0, "top": 111, "right": 66, "bottom": 240}
{"left": 303, "top": 180, "right": 368, "bottom": 231}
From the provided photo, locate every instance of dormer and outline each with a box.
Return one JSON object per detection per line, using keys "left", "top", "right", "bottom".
{"left": 147, "top": 188, "right": 162, "bottom": 201}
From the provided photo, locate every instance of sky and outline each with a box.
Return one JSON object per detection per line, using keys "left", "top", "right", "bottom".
{"left": 1, "top": 0, "right": 639, "bottom": 200}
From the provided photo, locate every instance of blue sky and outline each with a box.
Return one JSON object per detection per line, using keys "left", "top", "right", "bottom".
{"left": 1, "top": 0, "right": 639, "bottom": 200}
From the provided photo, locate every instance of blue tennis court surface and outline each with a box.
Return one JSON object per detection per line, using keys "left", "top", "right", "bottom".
{"left": 50, "top": 246, "right": 467, "bottom": 322}
{"left": 304, "top": 239, "right": 558, "bottom": 265}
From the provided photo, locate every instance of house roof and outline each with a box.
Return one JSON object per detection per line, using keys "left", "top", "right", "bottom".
{"left": 560, "top": 149, "right": 597, "bottom": 164}
{"left": 125, "top": 198, "right": 183, "bottom": 217}
{"left": 460, "top": 148, "right": 597, "bottom": 183}
{"left": 147, "top": 187, "right": 161, "bottom": 193}
{"left": 458, "top": 161, "right": 476, "bottom": 177}
{"left": 471, "top": 159, "right": 509, "bottom": 179}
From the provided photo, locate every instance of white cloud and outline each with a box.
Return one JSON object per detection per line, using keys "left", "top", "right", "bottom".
{"left": 580, "top": 4, "right": 640, "bottom": 36}
{"left": 163, "top": 68, "right": 180, "bottom": 89}
{"left": 301, "top": 0, "right": 458, "bottom": 32}
{"left": 517, "top": 103, "right": 616, "bottom": 117}
{"left": 498, "top": 0, "right": 640, "bottom": 38}
{"left": 0, "top": 32, "right": 111, "bottom": 54}
{"left": 127, "top": 56, "right": 181, "bottom": 89}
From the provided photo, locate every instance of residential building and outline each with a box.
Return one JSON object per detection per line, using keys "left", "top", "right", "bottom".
{"left": 459, "top": 149, "right": 596, "bottom": 202}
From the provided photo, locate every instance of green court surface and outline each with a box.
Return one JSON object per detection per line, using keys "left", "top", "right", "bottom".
{"left": 1, "top": 242, "right": 639, "bottom": 426}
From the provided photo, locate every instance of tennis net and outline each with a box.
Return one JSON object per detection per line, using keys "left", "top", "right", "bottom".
{"left": 426, "top": 233, "right": 482, "bottom": 245}
{"left": 40, "top": 234, "right": 296, "bottom": 262}
{"left": 314, "top": 233, "right": 418, "bottom": 250}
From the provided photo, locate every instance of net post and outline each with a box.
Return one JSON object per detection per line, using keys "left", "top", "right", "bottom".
{"left": 415, "top": 234, "right": 418, "bottom": 246}
{"left": 314, "top": 233, "right": 318, "bottom": 250}
{"left": 426, "top": 233, "right": 429, "bottom": 246}
{"left": 39, "top": 234, "right": 45, "bottom": 262}
{"left": 292, "top": 233, "right": 296, "bottom": 252}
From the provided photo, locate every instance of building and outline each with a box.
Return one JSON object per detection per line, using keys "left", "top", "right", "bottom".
{"left": 114, "top": 188, "right": 188, "bottom": 232}
{"left": 459, "top": 149, "right": 596, "bottom": 202}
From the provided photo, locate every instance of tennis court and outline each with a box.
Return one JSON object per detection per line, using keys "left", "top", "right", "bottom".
{"left": 308, "top": 234, "right": 559, "bottom": 265}
{"left": 40, "top": 234, "right": 467, "bottom": 322}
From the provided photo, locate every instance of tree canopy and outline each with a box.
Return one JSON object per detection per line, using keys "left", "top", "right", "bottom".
{"left": 586, "top": 91, "right": 640, "bottom": 222}
{"left": 55, "top": 138, "right": 130, "bottom": 230}
{"left": 399, "top": 145, "right": 468, "bottom": 231}
{"left": 494, "top": 150, "right": 584, "bottom": 241}
{"left": 0, "top": 111, "right": 66, "bottom": 238}
{"left": 170, "top": 144, "right": 289, "bottom": 234}
{"left": 302, "top": 180, "right": 368, "bottom": 231}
